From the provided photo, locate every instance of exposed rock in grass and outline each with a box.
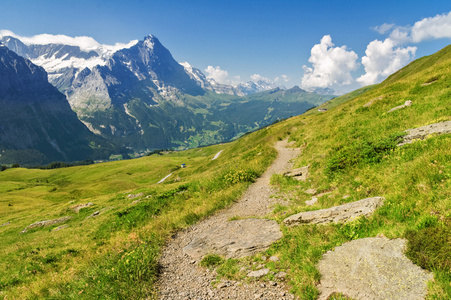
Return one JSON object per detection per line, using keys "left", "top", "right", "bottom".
{"left": 387, "top": 100, "right": 412, "bottom": 113}
{"left": 304, "top": 188, "right": 317, "bottom": 195}
{"left": 52, "top": 225, "right": 68, "bottom": 232}
{"left": 0, "top": 221, "right": 10, "bottom": 227}
{"left": 317, "top": 237, "right": 432, "bottom": 300}
{"left": 305, "top": 197, "right": 318, "bottom": 206}
{"left": 247, "top": 268, "right": 269, "bottom": 278}
{"left": 127, "top": 193, "right": 143, "bottom": 199}
{"left": 363, "top": 96, "right": 383, "bottom": 107}
{"left": 284, "top": 196, "right": 384, "bottom": 226}
{"left": 284, "top": 165, "right": 309, "bottom": 181}
{"left": 398, "top": 120, "right": 451, "bottom": 146}
{"left": 183, "top": 218, "right": 283, "bottom": 259}
{"left": 20, "top": 216, "right": 72, "bottom": 233}
{"left": 71, "top": 202, "right": 93, "bottom": 213}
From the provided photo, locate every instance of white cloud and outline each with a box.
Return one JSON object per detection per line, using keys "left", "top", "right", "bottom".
{"left": 204, "top": 65, "right": 231, "bottom": 84}
{"left": 357, "top": 38, "right": 416, "bottom": 85}
{"left": 301, "top": 35, "right": 358, "bottom": 90}
{"left": 411, "top": 11, "right": 451, "bottom": 42}
{"left": 372, "top": 23, "right": 395, "bottom": 34}
{"left": 250, "top": 74, "right": 271, "bottom": 83}
{"left": 0, "top": 30, "right": 138, "bottom": 54}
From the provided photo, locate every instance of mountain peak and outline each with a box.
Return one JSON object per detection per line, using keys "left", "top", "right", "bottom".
{"left": 143, "top": 34, "right": 159, "bottom": 49}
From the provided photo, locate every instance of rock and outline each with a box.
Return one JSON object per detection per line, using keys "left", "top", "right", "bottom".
{"left": 305, "top": 197, "right": 318, "bottom": 206}
{"left": 363, "top": 96, "right": 383, "bottom": 107}
{"left": 283, "top": 165, "right": 309, "bottom": 181}
{"left": 0, "top": 221, "right": 10, "bottom": 227}
{"left": 248, "top": 268, "right": 269, "bottom": 278}
{"left": 269, "top": 256, "right": 280, "bottom": 262}
{"left": 275, "top": 272, "right": 287, "bottom": 278}
{"left": 71, "top": 202, "right": 93, "bottom": 213}
{"left": 317, "top": 237, "right": 433, "bottom": 300}
{"left": 127, "top": 193, "right": 143, "bottom": 199}
{"left": 398, "top": 120, "right": 451, "bottom": 146}
{"left": 183, "top": 219, "right": 283, "bottom": 259}
{"left": 261, "top": 256, "right": 267, "bottom": 261}
{"left": 388, "top": 100, "right": 413, "bottom": 113}
{"left": 20, "top": 216, "right": 72, "bottom": 233}
{"left": 284, "top": 196, "right": 384, "bottom": 226}
{"left": 342, "top": 195, "right": 350, "bottom": 199}
{"left": 269, "top": 281, "right": 277, "bottom": 286}
{"left": 304, "top": 188, "right": 317, "bottom": 195}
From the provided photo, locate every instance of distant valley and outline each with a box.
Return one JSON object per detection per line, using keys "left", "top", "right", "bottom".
{"left": 0, "top": 33, "right": 333, "bottom": 165}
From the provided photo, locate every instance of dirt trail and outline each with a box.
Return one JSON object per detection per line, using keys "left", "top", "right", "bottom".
{"left": 156, "top": 140, "right": 300, "bottom": 300}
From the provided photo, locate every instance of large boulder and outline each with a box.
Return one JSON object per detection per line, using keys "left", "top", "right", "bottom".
{"left": 284, "top": 196, "right": 384, "bottom": 226}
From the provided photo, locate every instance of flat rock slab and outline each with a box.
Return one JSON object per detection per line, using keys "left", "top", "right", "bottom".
{"left": 284, "top": 165, "right": 309, "bottom": 181}
{"left": 284, "top": 196, "right": 384, "bottom": 226}
{"left": 183, "top": 218, "right": 282, "bottom": 259}
{"left": 398, "top": 120, "right": 451, "bottom": 146}
{"left": 318, "top": 237, "right": 432, "bottom": 300}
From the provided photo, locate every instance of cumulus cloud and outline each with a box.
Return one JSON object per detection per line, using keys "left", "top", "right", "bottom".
{"left": 301, "top": 35, "right": 358, "bottom": 90}
{"left": 411, "top": 11, "right": 451, "bottom": 42}
{"left": 372, "top": 23, "right": 395, "bottom": 34}
{"left": 357, "top": 38, "right": 416, "bottom": 85}
{"left": 250, "top": 74, "right": 271, "bottom": 83}
{"left": 204, "top": 65, "right": 231, "bottom": 84}
{"left": 0, "top": 30, "right": 138, "bottom": 54}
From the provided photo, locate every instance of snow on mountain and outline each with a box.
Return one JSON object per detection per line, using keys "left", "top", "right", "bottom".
{"left": 1, "top": 30, "right": 281, "bottom": 99}
{"left": 0, "top": 30, "right": 138, "bottom": 80}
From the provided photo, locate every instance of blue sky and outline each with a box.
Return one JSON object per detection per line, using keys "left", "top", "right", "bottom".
{"left": 2, "top": 0, "right": 451, "bottom": 93}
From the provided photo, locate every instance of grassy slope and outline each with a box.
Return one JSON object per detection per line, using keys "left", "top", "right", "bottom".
{"left": 264, "top": 45, "right": 451, "bottom": 299}
{"left": 0, "top": 118, "right": 292, "bottom": 299}
{"left": 1, "top": 45, "right": 450, "bottom": 299}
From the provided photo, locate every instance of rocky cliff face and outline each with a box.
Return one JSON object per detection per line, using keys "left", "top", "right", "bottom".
{"left": 0, "top": 45, "right": 117, "bottom": 165}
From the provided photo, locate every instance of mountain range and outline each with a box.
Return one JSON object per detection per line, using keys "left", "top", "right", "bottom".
{"left": 0, "top": 33, "right": 334, "bottom": 164}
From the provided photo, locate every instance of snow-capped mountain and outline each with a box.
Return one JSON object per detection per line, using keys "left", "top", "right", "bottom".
{"left": 0, "top": 44, "right": 117, "bottom": 165}
{"left": 1, "top": 31, "right": 333, "bottom": 157}
{"left": 0, "top": 30, "right": 138, "bottom": 84}
{"left": 1, "top": 31, "right": 278, "bottom": 100}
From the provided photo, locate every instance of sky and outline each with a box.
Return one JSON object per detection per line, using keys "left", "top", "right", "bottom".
{"left": 1, "top": 0, "right": 451, "bottom": 94}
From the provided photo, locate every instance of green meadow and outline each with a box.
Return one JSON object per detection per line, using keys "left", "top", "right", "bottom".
{"left": 1, "top": 44, "right": 451, "bottom": 299}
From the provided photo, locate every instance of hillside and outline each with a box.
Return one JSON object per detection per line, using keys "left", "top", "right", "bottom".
{"left": 0, "top": 44, "right": 450, "bottom": 299}
{"left": 0, "top": 46, "right": 119, "bottom": 166}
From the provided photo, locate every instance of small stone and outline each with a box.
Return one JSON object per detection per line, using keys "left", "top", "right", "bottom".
{"left": 261, "top": 256, "right": 267, "bottom": 261}
{"left": 269, "top": 281, "right": 277, "bottom": 286}
{"left": 254, "top": 293, "right": 263, "bottom": 299}
{"left": 260, "top": 283, "right": 266, "bottom": 288}
{"left": 279, "top": 291, "right": 286, "bottom": 297}
{"left": 305, "top": 197, "right": 318, "bottom": 206}
{"left": 305, "top": 188, "right": 317, "bottom": 195}
{"left": 275, "top": 271, "right": 287, "bottom": 278}
{"left": 248, "top": 268, "right": 269, "bottom": 277}
{"left": 269, "top": 256, "right": 279, "bottom": 262}
{"left": 343, "top": 195, "right": 350, "bottom": 199}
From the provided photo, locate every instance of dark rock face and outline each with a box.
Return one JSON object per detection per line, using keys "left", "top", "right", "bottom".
{"left": 0, "top": 46, "right": 115, "bottom": 165}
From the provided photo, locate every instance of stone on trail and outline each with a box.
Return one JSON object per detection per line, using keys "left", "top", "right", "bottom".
{"left": 283, "top": 165, "right": 309, "bottom": 181}
{"left": 398, "top": 120, "right": 451, "bottom": 146}
{"left": 284, "top": 196, "right": 384, "bottom": 226}
{"left": 183, "top": 218, "right": 282, "bottom": 259}
{"left": 317, "top": 237, "right": 432, "bottom": 300}
{"left": 247, "top": 268, "right": 269, "bottom": 278}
